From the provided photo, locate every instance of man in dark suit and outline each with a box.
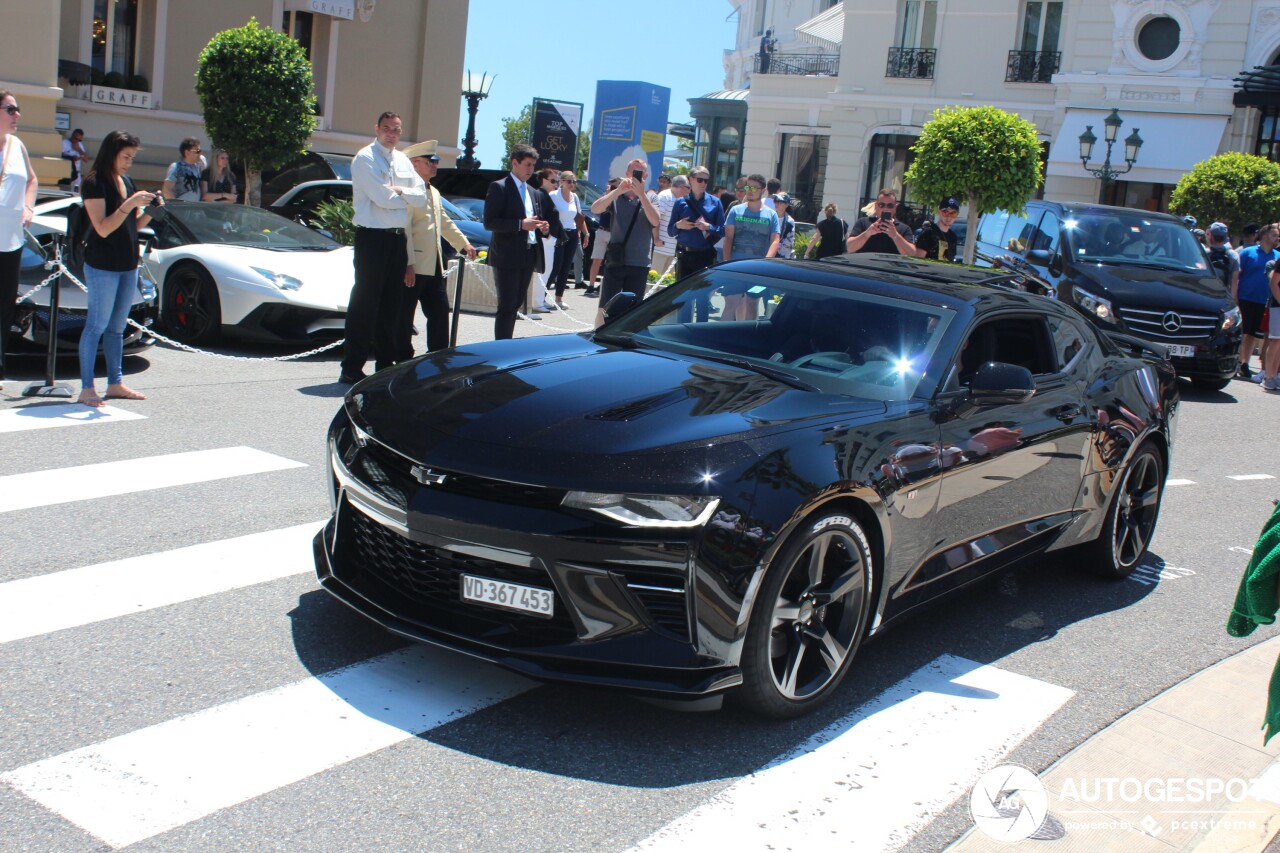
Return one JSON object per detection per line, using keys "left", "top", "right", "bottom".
{"left": 483, "top": 143, "right": 550, "bottom": 340}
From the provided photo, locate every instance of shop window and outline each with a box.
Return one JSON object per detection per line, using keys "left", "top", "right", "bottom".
{"left": 863, "top": 133, "right": 918, "bottom": 208}
{"left": 92, "top": 0, "right": 138, "bottom": 79}
{"left": 776, "top": 133, "right": 829, "bottom": 223}
{"left": 714, "top": 124, "right": 742, "bottom": 191}
{"left": 281, "top": 10, "right": 328, "bottom": 116}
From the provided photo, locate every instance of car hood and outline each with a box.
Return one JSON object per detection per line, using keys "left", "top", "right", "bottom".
{"left": 1070, "top": 262, "right": 1232, "bottom": 312}
{"left": 348, "top": 335, "right": 885, "bottom": 469}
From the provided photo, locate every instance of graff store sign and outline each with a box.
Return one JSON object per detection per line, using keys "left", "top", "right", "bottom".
{"left": 91, "top": 86, "right": 152, "bottom": 109}
{"left": 301, "top": 0, "right": 354, "bottom": 19}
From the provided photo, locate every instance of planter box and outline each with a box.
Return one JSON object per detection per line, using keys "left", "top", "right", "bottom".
{"left": 445, "top": 261, "right": 538, "bottom": 315}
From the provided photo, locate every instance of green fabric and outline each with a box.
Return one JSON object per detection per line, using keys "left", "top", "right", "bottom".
{"left": 1226, "top": 502, "right": 1280, "bottom": 744}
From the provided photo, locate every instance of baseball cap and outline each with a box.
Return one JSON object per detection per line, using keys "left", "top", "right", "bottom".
{"left": 1208, "top": 222, "right": 1229, "bottom": 240}
{"left": 939, "top": 196, "right": 960, "bottom": 211}
{"left": 772, "top": 192, "right": 792, "bottom": 206}
{"left": 1244, "top": 222, "right": 1260, "bottom": 236}
{"left": 402, "top": 139, "right": 441, "bottom": 161}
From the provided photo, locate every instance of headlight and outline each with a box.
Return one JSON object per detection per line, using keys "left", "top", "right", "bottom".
{"left": 251, "top": 266, "right": 304, "bottom": 291}
{"left": 1073, "top": 286, "right": 1115, "bottom": 322}
{"left": 562, "top": 491, "right": 720, "bottom": 528}
{"left": 1221, "top": 306, "right": 1242, "bottom": 333}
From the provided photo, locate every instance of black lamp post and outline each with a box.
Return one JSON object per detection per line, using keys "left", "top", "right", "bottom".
{"left": 458, "top": 70, "right": 494, "bottom": 172}
{"left": 1078, "top": 108, "right": 1144, "bottom": 204}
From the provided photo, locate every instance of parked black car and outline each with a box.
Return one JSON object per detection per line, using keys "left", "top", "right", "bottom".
{"left": 315, "top": 254, "right": 1177, "bottom": 718}
{"left": 973, "top": 201, "right": 1242, "bottom": 391}
{"left": 257, "top": 151, "right": 351, "bottom": 207}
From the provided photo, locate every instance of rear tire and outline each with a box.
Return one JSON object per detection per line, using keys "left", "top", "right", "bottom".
{"left": 162, "top": 264, "right": 221, "bottom": 345}
{"left": 737, "top": 512, "right": 873, "bottom": 718}
{"left": 1083, "top": 442, "right": 1164, "bottom": 579}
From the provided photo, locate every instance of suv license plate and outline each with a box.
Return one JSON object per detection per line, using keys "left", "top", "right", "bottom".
{"left": 461, "top": 574, "right": 555, "bottom": 618}
{"left": 1166, "top": 344, "right": 1195, "bottom": 358}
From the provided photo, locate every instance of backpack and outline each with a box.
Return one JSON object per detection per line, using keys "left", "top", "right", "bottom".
{"left": 64, "top": 200, "right": 91, "bottom": 271}
{"left": 1207, "top": 246, "right": 1234, "bottom": 289}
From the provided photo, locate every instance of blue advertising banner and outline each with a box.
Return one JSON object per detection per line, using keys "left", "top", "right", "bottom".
{"left": 587, "top": 81, "right": 670, "bottom": 190}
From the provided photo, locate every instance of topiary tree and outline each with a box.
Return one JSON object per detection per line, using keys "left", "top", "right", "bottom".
{"left": 195, "top": 18, "right": 317, "bottom": 206}
{"left": 501, "top": 105, "right": 532, "bottom": 162}
{"left": 904, "top": 106, "right": 1043, "bottom": 265}
{"left": 1170, "top": 153, "right": 1280, "bottom": 242}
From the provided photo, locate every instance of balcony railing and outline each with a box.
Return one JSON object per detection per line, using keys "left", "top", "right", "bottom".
{"left": 1006, "top": 50, "right": 1061, "bottom": 83}
{"left": 886, "top": 47, "right": 936, "bottom": 79}
{"left": 753, "top": 52, "right": 840, "bottom": 77}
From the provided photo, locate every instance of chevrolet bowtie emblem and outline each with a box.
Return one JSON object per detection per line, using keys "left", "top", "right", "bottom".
{"left": 410, "top": 465, "right": 448, "bottom": 485}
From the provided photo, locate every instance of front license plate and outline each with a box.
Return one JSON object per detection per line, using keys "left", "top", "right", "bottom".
{"left": 461, "top": 574, "right": 555, "bottom": 618}
{"left": 1166, "top": 344, "right": 1195, "bottom": 358}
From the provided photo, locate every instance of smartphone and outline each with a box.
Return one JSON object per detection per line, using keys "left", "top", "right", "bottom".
{"left": 878, "top": 211, "right": 892, "bottom": 223}
{"left": 631, "top": 169, "right": 644, "bottom": 181}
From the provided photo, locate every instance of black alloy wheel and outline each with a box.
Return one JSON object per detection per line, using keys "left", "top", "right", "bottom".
{"left": 739, "top": 512, "right": 873, "bottom": 718}
{"left": 1088, "top": 442, "right": 1164, "bottom": 579}
{"left": 162, "top": 264, "right": 221, "bottom": 344}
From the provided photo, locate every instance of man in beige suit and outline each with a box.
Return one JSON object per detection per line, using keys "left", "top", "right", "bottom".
{"left": 399, "top": 139, "right": 477, "bottom": 358}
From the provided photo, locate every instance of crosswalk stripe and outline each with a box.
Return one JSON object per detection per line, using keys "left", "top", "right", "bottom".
{"left": 632, "top": 655, "right": 1073, "bottom": 852}
{"left": 0, "top": 403, "right": 146, "bottom": 434}
{"left": 0, "top": 446, "right": 306, "bottom": 514}
{"left": 2, "top": 646, "right": 535, "bottom": 848}
{"left": 0, "top": 522, "right": 323, "bottom": 644}
{"left": 1165, "top": 478, "right": 1195, "bottom": 486}
{"left": 1227, "top": 474, "right": 1276, "bottom": 481}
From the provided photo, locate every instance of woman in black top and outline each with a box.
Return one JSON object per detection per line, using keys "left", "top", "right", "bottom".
{"left": 78, "top": 129, "right": 161, "bottom": 408}
{"left": 201, "top": 148, "right": 238, "bottom": 203}
{"left": 813, "top": 203, "right": 849, "bottom": 259}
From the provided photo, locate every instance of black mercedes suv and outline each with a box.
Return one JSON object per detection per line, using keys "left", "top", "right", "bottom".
{"left": 974, "top": 201, "right": 1242, "bottom": 390}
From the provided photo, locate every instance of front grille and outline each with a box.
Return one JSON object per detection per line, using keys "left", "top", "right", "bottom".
{"left": 338, "top": 504, "right": 577, "bottom": 647}
{"left": 360, "top": 441, "right": 565, "bottom": 509}
{"left": 616, "top": 568, "right": 691, "bottom": 642}
{"left": 1117, "top": 307, "right": 1219, "bottom": 341}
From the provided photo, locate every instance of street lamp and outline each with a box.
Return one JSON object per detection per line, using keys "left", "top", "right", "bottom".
{"left": 457, "top": 70, "right": 494, "bottom": 172}
{"left": 1078, "top": 108, "right": 1143, "bottom": 203}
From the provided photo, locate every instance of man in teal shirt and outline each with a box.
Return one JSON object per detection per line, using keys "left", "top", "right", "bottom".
{"left": 722, "top": 173, "right": 780, "bottom": 320}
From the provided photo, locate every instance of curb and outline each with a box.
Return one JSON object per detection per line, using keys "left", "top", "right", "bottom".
{"left": 948, "top": 635, "right": 1280, "bottom": 852}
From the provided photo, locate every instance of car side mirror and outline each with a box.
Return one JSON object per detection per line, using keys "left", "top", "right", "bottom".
{"left": 1027, "top": 248, "right": 1063, "bottom": 277}
{"left": 137, "top": 227, "right": 156, "bottom": 257}
{"left": 968, "top": 361, "right": 1036, "bottom": 406}
{"left": 603, "top": 291, "right": 638, "bottom": 321}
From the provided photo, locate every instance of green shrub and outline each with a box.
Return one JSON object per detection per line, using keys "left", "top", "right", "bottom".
{"left": 126, "top": 74, "right": 150, "bottom": 92}
{"left": 312, "top": 198, "right": 354, "bottom": 246}
{"left": 101, "top": 71, "right": 126, "bottom": 89}
{"left": 1170, "top": 153, "right": 1280, "bottom": 241}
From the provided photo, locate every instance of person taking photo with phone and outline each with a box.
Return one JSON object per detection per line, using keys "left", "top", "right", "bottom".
{"left": 847, "top": 188, "right": 923, "bottom": 257}
{"left": 589, "top": 158, "right": 659, "bottom": 328}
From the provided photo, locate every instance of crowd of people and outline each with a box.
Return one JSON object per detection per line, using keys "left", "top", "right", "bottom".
{"left": 9, "top": 108, "right": 1273, "bottom": 398}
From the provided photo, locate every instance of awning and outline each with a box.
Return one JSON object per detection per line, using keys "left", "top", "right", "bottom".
{"left": 1235, "top": 65, "right": 1280, "bottom": 107}
{"left": 1045, "top": 109, "right": 1228, "bottom": 186}
{"left": 795, "top": 3, "right": 844, "bottom": 51}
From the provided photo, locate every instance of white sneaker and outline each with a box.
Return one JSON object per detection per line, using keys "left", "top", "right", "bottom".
{"left": 531, "top": 303, "right": 551, "bottom": 313}
{"left": 1254, "top": 370, "right": 1267, "bottom": 384}
{"left": 1263, "top": 375, "right": 1280, "bottom": 391}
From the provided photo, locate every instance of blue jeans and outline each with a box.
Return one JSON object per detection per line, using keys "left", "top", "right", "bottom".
{"left": 80, "top": 263, "right": 137, "bottom": 388}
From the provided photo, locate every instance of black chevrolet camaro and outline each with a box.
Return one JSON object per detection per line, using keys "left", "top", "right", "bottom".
{"left": 314, "top": 255, "right": 1177, "bottom": 718}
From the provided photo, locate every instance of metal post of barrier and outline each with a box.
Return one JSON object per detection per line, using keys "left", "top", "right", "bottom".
{"left": 24, "top": 237, "right": 75, "bottom": 399}
{"left": 449, "top": 255, "right": 465, "bottom": 349}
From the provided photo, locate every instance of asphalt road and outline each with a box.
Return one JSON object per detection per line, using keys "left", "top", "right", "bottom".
{"left": 0, "top": 308, "right": 1276, "bottom": 852}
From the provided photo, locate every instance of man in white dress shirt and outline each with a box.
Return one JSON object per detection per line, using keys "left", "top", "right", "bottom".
{"left": 339, "top": 110, "right": 426, "bottom": 384}
{"left": 650, "top": 174, "right": 687, "bottom": 277}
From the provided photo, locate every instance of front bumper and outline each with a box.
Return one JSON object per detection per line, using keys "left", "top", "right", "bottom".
{"left": 314, "top": 424, "right": 743, "bottom": 697}
{"left": 13, "top": 301, "right": 157, "bottom": 355}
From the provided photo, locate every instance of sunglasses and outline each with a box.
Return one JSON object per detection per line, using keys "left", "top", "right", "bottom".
{"left": 563, "top": 179, "right": 576, "bottom": 184}
{"left": 744, "top": 186, "right": 763, "bottom": 193}
{"left": 691, "top": 176, "right": 708, "bottom": 183}
{"left": 549, "top": 179, "right": 560, "bottom": 185}
{"left": 939, "top": 207, "right": 959, "bottom": 214}
{"left": 2, "top": 105, "right": 20, "bottom": 115}
{"left": 876, "top": 202, "right": 896, "bottom": 209}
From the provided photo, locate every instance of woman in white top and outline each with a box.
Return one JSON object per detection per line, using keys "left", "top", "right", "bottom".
{"left": 0, "top": 89, "right": 39, "bottom": 382}
{"left": 549, "top": 170, "right": 588, "bottom": 308}
{"left": 531, "top": 169, "right": 560, "bottom": 312}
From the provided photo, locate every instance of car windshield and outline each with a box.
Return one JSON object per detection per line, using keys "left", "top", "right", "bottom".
{"left": 601, "top": 268, "right": 953, "bottom": 401}
{"left": 319, "top": 153, "right": 352, "bottom": 181}
{"left": 1062, "top": 213, "right": 1208, "bottom": 272}
{"left": 439, "top": 197, "right": 476, "bottom": 221}
{"left": 163, "top": 203, "right": 341, "bottom": 250}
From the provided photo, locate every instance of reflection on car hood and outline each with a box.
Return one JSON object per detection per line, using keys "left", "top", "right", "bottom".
{"left": 353, "top": 335, "right": 885, "bottom": 463}
{"left": 1074, "top": 262, "right": 1231, "bottom": 311}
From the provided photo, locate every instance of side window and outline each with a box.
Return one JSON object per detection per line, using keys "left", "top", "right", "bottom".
{"left": 957, "top": 316, "right": 1056, "bottom": 386}
{"left": 977, "top": 210, "right": 1010, "bottom": 247}
{"left": 1047, "top": 314, "right": 1086, "bottom": 372}
{"left": 1031, "top": 211, "right": 1061, "bottom": 253}
{"left": 1000, "top": 211, "right": 1032, "bottom": 254}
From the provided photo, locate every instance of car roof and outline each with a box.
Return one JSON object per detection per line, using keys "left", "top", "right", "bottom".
{"left": 1020, "top": 200, "right": 1186, "bottom": 225}
{"left": 724, "top": 254, "right": 1068, "bottom": 314}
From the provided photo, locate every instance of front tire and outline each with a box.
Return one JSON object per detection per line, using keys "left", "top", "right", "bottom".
{"left": 162, "top": 264, "right": 221, "bottom": 344}
{"left": 738, "top": 512, "right": 874, "bottom": 718}
{"left": 1085, "top": 442, "right": 1164, "bottom": 579}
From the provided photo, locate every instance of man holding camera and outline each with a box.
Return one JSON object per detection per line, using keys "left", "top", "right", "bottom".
{"left": 589, "top": 157, "right": 659, "bottom": 328}
{"left": 847, "top": 188, "right": 923, "bottom": 257}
